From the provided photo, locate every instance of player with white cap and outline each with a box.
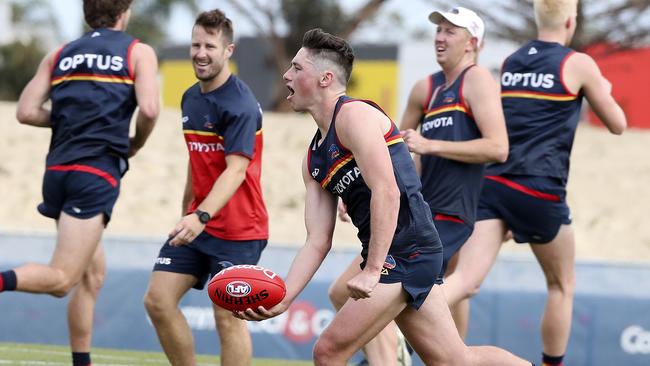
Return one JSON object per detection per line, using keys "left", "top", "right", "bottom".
{"left": 428, "top": 6, "right": 485, "bottom": 47}
{"left": 400, "top": 4, "right": 508, "bottom": 340}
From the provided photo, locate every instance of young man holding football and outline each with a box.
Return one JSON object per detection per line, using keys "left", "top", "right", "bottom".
{"left": 143, "top": 9, "right": 268, "bottom": 366}
{"left": 236, "top": 28, "right": 531, "bottom": 366}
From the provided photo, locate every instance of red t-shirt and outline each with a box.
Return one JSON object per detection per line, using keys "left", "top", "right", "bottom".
{"left": 181, "top": 76, "right": 268, "bottom": 241}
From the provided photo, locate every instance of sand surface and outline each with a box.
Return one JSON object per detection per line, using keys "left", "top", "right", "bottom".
{"left": 1, "top": 101, "right": 649, "bottom": 262}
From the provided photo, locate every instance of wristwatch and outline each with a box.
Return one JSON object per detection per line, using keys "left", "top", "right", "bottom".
{"left": 194, "top": 209, "right": 211, "bottom": 224}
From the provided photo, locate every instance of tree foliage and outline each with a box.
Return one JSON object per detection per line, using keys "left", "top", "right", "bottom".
{"left": 107, "top": 0, "right": 200, "bottom": 50}
{"left": 425, "top": 0, "right": 650, "bottom": 51}
{"left": 224, "top": 0, "right": 389, "bottom": 110}
{"left": 0, "top": 0, "right": 56, "bottom": 101}
{"left": 9, "top": 0, "right": 63, "bottom": 41}
{"left": 0, "top": 39, "right": 45, "bottom": 100}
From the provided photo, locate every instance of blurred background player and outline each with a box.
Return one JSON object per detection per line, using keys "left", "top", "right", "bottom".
{"left": 442, "top": 1, "right": 627, "bottom": 365}
{"left": 0, "top": 1, "right": 159, "bottom": 366}
{"left": 143, "top": 9, "right": 268, "bottom": 366}
{"left": 402, "top": 5, "right": 507, "bottom": 338}
{"left": 237, "top": 28, "right": 531, "bottom": 366}
{"left": 327, "top": 7, "right": 507, "bottom": 363}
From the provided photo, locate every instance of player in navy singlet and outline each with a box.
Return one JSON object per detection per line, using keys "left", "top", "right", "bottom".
{"left": 402, "top": 6, "right": 508, "bottom": 338}
{"left": 236, "top": 28, "right": 531, "bottom": 366}
{"left": 3, "top": 2, "right": 159, "bottom": 366}
{"left": 326, "top": 8, "right": 507, "bottom": 363}
{"left": 143, "top": 10, "right": 268, "bottom": 366}
{"left": 442, "top": 1, "right": 627, "bottom": 366}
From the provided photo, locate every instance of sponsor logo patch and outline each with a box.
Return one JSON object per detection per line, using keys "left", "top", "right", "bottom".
{"left": 501, "top": 72, "right": 554, "bottom": 89}
{"left": 226, "top": 281, "right": 252, "bottom": 297}
{"left": 155, "top": 257, "right": 171, "bottom": 265}
{"left": 58, "top": 54, "right": 123, "bottom": 71}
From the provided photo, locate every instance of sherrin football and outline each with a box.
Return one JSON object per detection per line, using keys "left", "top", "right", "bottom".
{"left": 208, "top": 264, "right": 286, "bottom": 312}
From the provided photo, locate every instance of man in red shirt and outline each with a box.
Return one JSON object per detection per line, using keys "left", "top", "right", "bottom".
{"left": 143, "top": 9, "right": 268, "bottom": 366}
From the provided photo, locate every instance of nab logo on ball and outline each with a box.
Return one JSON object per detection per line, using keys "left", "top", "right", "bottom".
{"left": 226, "top": 281, "right": 252, "bottom": 297}
{"left": 208, "top": 265, "right": 286, "bottom": 312}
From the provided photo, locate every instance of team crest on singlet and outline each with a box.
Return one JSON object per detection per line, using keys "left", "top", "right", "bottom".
{"left": 442, "top": 91, "right": 456, "bottom": 104}
{"left": 202, "top": 114, "right": 214, "bottom": 129}
{"left": 328, "top": 144, "right": 340, "bottom": 159}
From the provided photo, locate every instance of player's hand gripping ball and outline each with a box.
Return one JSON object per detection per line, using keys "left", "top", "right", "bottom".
{"left": 208, "top": 265, "right": 286, "bottom": 312}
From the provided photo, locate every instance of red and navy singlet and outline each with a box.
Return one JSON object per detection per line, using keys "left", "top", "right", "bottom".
{"left": 48, "top": 28, "right": 139, "bottom": 166}
{"left": 421, "top": 71, "right": 447, "bottom": 113}
{"left": 308, "top": 96, "right": 442, "bottom": 258}
{"left": 419, "top": 66, "right": 484, "bottom": 226}
{"left": 488, "top": 40, "right": 583, "bottom": 182}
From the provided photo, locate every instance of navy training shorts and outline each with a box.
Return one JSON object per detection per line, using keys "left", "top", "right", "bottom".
{"left": 477, "top": 174, "right": 572, "bottom": 244}
{"left": 433, "top": 213, "right": 473, "bottom": 278}
{"left": 153, "top": 231, "right": 268, "bottom": 290}
{"left": 38, "top": 155, "right": 124, "bottom": 225}
{"left": 361, "top": 248, "right": 443, "bottom": 310}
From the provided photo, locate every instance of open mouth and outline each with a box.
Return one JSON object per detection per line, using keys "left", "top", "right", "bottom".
{"left": 286, "top": 85, "right": 295, "bottom": 99}
{"left": 194, "top": 60, "right": 210, "bottom": 68}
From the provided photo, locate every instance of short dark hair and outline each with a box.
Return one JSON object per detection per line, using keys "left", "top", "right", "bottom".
{"left": 83, "top": 0, "right": 133, "bottom": 29}
{"left": 194, "top": 9, "right": 234, "bottom": 44}
{"left": 302, "top": 28, "right": 354, "bottom": 85}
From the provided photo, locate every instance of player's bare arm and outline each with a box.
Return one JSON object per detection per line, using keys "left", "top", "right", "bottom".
{"left": 237, "top": 155, "right": 337, "bottom": 321}
{"left": 129, "top": 42, "right": 160, "bottom": 157}
{"left": 399, "top": 78, "right": 429, "bottom": 175}
{"left": 169, "top": 154, "right": 249, "bottom": 246}
{"left": 337, "top": 199, "right": 351, "bottom": 222}
{"left": 460, "top": 66, "right": 508, "bottom": 161}
{"left": 402, "top": 66, "right": 508, "bottom": 163}
{"left": 16, "top": 51, "right": 55, "bottom": 128}
{"left": 181, "top": 161, "right": 194, "bottom": 216}
{"left": 336, "top": 102, "right": 400, "bottom": 299}
{"left": 565, "top": 52, "right": 626, "bottom": 135}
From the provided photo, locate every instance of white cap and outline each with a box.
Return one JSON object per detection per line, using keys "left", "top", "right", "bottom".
{"left": 429, "top": 6, "right": 485, "bottom": 46}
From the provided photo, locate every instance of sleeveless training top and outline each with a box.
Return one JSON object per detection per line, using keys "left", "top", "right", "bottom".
{"left": 48, "top": 28, "right": 139, "bottom": 167}
{"left": 308, "top": 96, "right": 441, "bottom": 258}
{"left": 422, "top": 71, "right": 447, "bottom": 113}
{"left": 419, "top": 66, "right": 484, "bottom": 226}
{"left": 487, "top": 40, "right": 583, "bottom": 182}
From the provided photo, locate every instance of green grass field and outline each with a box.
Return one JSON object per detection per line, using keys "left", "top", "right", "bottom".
{"left": 0, "top": 342, "right": 312, "bottom": 365}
